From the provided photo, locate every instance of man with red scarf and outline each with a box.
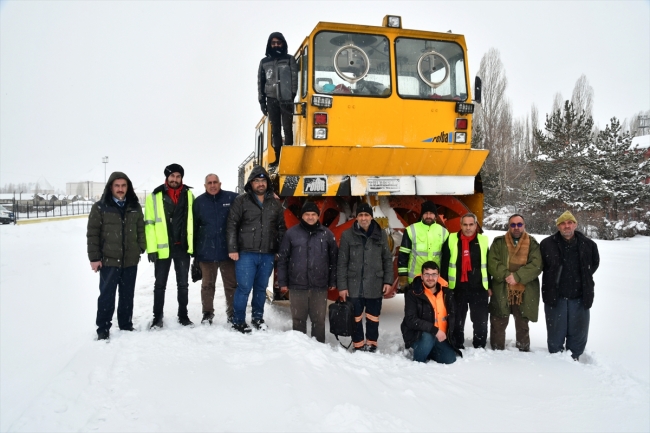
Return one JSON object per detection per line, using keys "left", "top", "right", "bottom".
{"left": 145, "top": 163, "right": 195, "bottom": 328}
{"left": 441, "top": 213, "right": 491, "bottom": 349}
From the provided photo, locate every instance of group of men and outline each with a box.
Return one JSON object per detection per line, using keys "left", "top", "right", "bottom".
{"left": 87, "top": 168, "right": 599, "bottom": 364}
{"left": 399, "top": 205, "right": 599, "bottom": 364}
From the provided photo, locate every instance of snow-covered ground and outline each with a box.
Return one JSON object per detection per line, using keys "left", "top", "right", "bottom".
{"left": 1, "top": 219, "right": 648, "bottom": 432}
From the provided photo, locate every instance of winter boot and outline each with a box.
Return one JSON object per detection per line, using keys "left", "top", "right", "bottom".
{"left": 150, "top": 316, "right": 164, "bottom": 329}
{"left": 367, "top": 345, "right": 378, "bottom": 353}
{"left": 202, "top": 313, "right": 215, "bottom": 325}
{"left": 178, "top": 316, "right": 194, "bottom": 327}
{"left": 97, "top": 330, "right": 110, "bottom": 341}
{"left": 251, "top": 318, "right": 267, "bottom": 331}
{"left": 232, "top": 322, "right": 252, "bottom": 334}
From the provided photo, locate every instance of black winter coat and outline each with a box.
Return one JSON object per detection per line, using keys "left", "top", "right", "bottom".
{"left": 258, "top": 32, "right": 298, "bottom": 103}
{"left": 193, "top": 190, "right": 238, "bottom": 262}
{"left": 441, "top": 234, "right": 488, "bottom": 290}
{"left": 337, "top": 220, "right": 394, "bottom": 299}
{"left": 540, "top": 231, "right": 600, "bottom": 309}
{"left": 87, "top": 172, "right": 145, "bottom": 268}
{"left": 277, "top": 222, "right": 338, "bottom": 290}
{"left": 400, "top": 277, "right": 461, "bottom": 357}
{"left": 152, "top": 183, "right": 192, "bottom": 251}
{"left": 227, "top": 166, "right": 286, "bottom": 254}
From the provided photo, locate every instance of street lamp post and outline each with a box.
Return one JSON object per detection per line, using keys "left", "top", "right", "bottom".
{"left": 102, "top": 156, "right": 109, "bottom": 185}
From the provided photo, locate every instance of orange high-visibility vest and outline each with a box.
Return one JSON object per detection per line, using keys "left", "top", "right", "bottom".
{"left": 423, "top": 287, "right": 448, "bottom": 334}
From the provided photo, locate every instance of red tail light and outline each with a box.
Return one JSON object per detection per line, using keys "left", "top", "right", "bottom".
{"left": 314, "top": 112, "right": 328, "bottom": 125}
{"left": 455, "top": 118, "right": 468, "bottom": 130}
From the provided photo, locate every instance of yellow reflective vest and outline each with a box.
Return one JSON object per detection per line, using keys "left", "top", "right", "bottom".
{"left": 447, "top": 232, "right": 489, "bottom": 290}
{"left": 399, "top": 221, "right": 448, "bottom": 283}
{"left": 144, "top": 190, "right": 194, "bottom": 259}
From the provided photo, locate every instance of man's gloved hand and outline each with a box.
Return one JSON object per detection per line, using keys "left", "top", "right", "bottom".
{"left": 148, "top": 253, "right": 157, "bottom": 263}
{"left": 398, "top": 276, "right": 409, "bottom": 291}
{"left": 260, "top": 100, "right": 267, "bottom": 116}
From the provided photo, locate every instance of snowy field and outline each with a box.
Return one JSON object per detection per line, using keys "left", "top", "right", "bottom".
{"left": 1, "top": 219, "right": 648, "bottom": 432}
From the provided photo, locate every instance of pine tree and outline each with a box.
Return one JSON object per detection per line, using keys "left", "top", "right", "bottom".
{"left": 525, "top": 101, "right": 596, "bottom": 210}
{"left": 588, "top": 118, "right": 650, "bottom": 219}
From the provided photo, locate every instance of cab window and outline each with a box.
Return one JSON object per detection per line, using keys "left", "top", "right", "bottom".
{"left": 395, "top": 38, "right": 467, "bottom": 101}
{"left": 313, "top": 31, "right": 391, "bottom": 97}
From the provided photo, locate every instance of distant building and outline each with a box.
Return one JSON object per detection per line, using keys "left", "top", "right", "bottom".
{"left": 66, "top": 181, "right": 105, "bottom": 200}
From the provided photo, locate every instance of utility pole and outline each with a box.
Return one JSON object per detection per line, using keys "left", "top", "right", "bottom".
{"left": 102, "top": 156, "right": 109, "bottom": 185}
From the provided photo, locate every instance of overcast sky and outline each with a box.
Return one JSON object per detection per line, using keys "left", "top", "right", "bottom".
{"left": 1, "top": 1, "right": 648, "bottom": 193}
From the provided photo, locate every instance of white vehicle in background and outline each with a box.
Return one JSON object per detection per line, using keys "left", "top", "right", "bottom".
{"left": 0, "top": 205, "right": 15, "bottom": 224}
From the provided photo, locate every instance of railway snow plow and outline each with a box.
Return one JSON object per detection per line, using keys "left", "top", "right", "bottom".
{"left": 239, "top": 16, "right": 489, "bottom": 301}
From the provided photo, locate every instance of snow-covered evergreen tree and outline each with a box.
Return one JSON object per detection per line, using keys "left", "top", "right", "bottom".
{"left": 525, "top": 101, "right": 595, "bottom": 210}
{"left": 588, "top": 118, "right": 650, "bottom": 218}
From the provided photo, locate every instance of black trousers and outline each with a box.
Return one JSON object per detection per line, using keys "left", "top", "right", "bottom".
{"left": 453, "top": 287, "right": 489, "bottom": 349}
{"left": 267, "top": 97, "right": 293, "bottom": 161}
{"left": 153, "top": 253, "right": 190, "bottom": 319}
{"left": 96, "top": 265, "right": 138, "bottom": 335}
{"left": 351, "top": 297, "right": 383, "bottom": 349}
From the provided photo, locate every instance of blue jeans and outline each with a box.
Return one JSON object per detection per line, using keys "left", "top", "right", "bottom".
{"left": 233, "top": 252, "right": 275, "bottom": 324}
{"left": 545, "top": 297, "right": 590, "bottom": 359}
{"left": 412, "top": 332, "right": 457, "bottom": 364}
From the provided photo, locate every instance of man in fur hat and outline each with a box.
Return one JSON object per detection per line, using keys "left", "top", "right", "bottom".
{"left": 540, "top": 211, "right": 599, "bottom": 360}
{"left": 277, "top": 201, "right": 338, "bottom": 343}
{"left": 487, "top": 214, "right": 542, "bottom": 351}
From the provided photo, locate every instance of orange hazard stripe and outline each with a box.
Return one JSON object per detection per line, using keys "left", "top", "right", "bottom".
{"left": 353, "top": 341, "right": 366, "bottom": 348}
{"left": 366, "top": 313, "right": 380, "bottom": 322}
{"left": 367, "top": 340, "right": 377, "bottom": 346}
{"left": 355, "top": 315, "right": 363, "bottom": 322}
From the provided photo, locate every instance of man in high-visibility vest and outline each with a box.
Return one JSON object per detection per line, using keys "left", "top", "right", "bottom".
{"left": 440, "top": 213, "right": 491, "bottom": 349}
{"left": 145, "top": 163, "right": 195, "bottom": 328}
{"left": 397, "top": 200, "right": 448, "bottom": 290}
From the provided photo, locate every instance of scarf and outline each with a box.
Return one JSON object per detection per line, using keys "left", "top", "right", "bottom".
{"left": 165, "top": 181, "right": 183, "bottom": 204}
{"left": 460, "top": 232, "right": 476, "bottom": 283}
{"left": 504, "top": 231, "right": 530, "bottom": 305}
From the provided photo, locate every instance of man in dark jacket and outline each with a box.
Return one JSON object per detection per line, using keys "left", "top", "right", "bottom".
{"left": 401, "top": 261, "right": 462, "bottom": 364}
{"left": 145, "top": 163, "right": 195, "bottom": 328}
{"left": 193, "top": 173, "right": 239, "bottom": 325}
{"left": 540, "top": 211, "right": 599, "bottom": 360}
{"left": 258, "top": 32, "right": 298, "bottom": 168}
{"left": 227, "top": 166, "right": 286, "bottom": 333}
{"left": 87, "top": 172, "right": 145, "bottom": 340}
{"left": 277, "top": 202, "right": 338, "bottom": 343}
{"left": 441, "top": 213, "right": 491, "bottom": 349}
{"left": 337, "top": 203, "right": 394, "bottom": 352}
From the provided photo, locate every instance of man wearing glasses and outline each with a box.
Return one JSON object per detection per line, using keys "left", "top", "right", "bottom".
{"left": 401, "top": 261, "right": 461, "bottom": 363}
{"left": 487, "top": 214, "right": 542, "bottom": 352}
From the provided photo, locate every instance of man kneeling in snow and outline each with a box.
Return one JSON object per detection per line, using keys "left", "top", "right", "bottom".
{"left": 401, "top": 261, "right": 462, "bottom": 363}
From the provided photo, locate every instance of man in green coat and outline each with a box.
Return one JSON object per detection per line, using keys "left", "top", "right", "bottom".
{"left": 487, "top": 214, "right": 542, "bottom": 351}
{"left": 87, "top": 172, "right": 146, "bottom": 340}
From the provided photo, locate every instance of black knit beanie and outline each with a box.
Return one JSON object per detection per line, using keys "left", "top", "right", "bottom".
{"left": 357, "top": 202, "right": 373, "bottom": 217}
{"left": 164, "top": 163, "right": 184, "bottom": 178}
{"left": 421, "top": 200, "right": 437, "bottom": 216}
{"left": 301, "top": 201, "right": 320, "bottom": 216}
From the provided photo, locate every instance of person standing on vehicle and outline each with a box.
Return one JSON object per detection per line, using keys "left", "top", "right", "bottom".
{"left": 227, "top": 166, "right": 286, "bottom": 333}
{"left": 145, "top": 163, "right": 195, "bottom": 328}
{"left": 87, "top": 172, "right": 146, "bottom": 340}
{"left": 193, "top": 173, "right": 239, "bottom": 325}
{"left": 440, "top": 213, "right": 491, "bottom": 349}
{"left": 258, "top": 32, "right": 298, "bottom": 168}
{"left": 337, "top": 203, "right": 394, "bottom": 352}
{"left": 487, "top": 214, "right": 542, "bottom": 352}
{"left": 398, "top": 200, "right": 448, "bottom": 290}
{"left": 540, "top": 211, "right": 599, "bottom": 360}
{"left": 401, "top": 261, "right": 462, "bottom": 364}
{"left": 277, "top": 202, "right": 338, "bottom": 343}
